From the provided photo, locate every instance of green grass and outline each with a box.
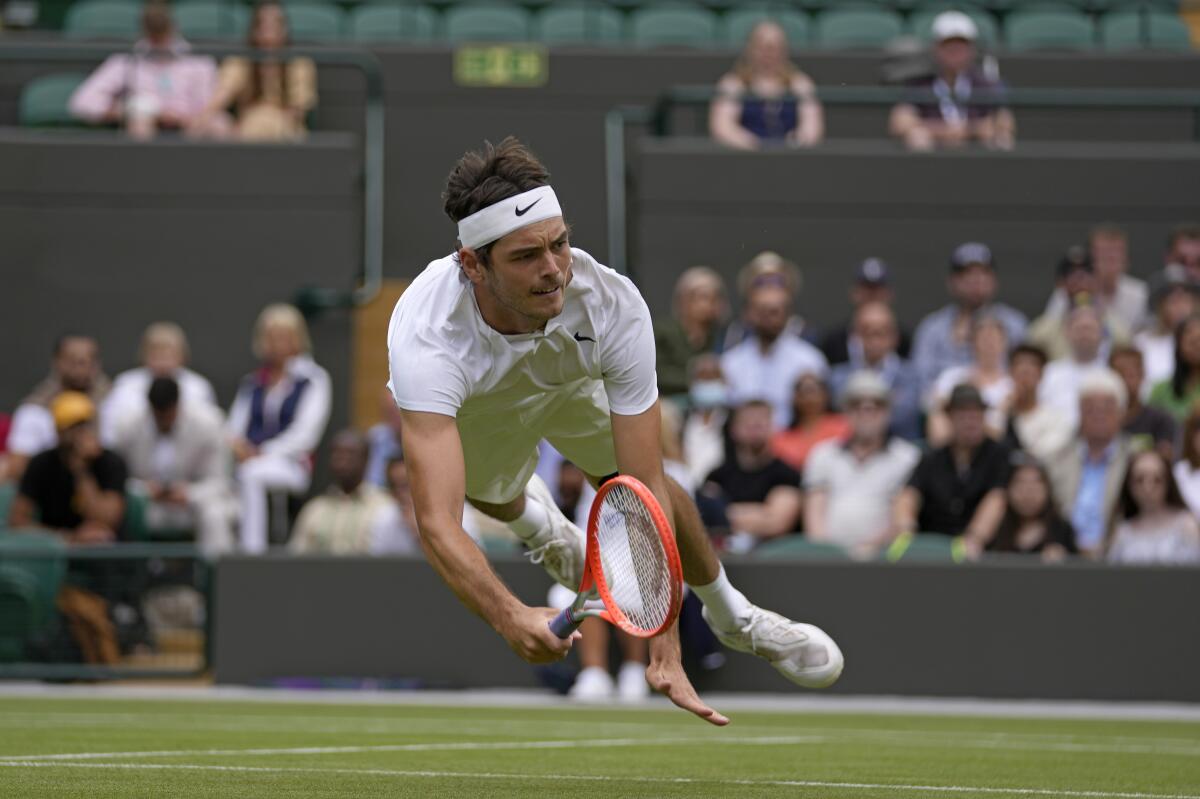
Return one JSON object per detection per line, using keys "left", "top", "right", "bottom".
{"left": 0, "top": 695, "right": 1198, "bottom": 798}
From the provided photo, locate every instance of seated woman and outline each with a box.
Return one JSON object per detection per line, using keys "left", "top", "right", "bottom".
{"left": 228, "top": 304, "right": 331, "bottom": 553}
{"left": 709, "top": 21, "right": 823, "bottom": 150}
{"left": 770, "top": 374, "right": 849, "bottom": 471}
{"left": 199, "top": 1, "right": 317, "bottom": 141}
{"left": 986, "top": 455, "right": 1075, "bottom": 562}
{"left": 927, "top": 314, "right": 1011, "bottom": 447}
{"left": 1107, "top": 450, "right": 1200, "bottom": 565}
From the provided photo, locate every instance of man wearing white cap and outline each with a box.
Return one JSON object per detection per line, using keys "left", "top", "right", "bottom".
{"left": 888, "top": 10, "right": 1015, "bottom": 151}
{"left": 388, "top": 138, "right": 843, "bottom": 725}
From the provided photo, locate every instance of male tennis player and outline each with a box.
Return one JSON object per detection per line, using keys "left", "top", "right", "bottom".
{"left": 388, "top": 138, "right": 843, "bottom": 725}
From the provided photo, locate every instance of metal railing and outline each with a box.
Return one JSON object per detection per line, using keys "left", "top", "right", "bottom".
{"left": 0, "top": 42, "right": 385, "bottom": 310}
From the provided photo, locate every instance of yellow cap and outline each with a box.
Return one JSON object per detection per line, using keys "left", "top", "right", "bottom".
{"left": 50, "top": 391, "right": 96, "bottom": 432}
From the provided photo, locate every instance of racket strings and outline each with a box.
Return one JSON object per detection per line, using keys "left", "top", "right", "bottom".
{"left": 595, "top": 484, "right": 673, "bottom": 633}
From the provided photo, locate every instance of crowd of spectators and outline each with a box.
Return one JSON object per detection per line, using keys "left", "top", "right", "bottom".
{"left": 651, "top": 221, "right": 1200, "bottom": 566}
{"left": 68, "top": 0, "right": 316, "bottom": 141}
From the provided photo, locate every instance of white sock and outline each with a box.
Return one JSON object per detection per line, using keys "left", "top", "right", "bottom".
{"left": 508, "top": 495, "right": 551, "bottom": 541}
{"left": 690, "top": 564, "right": 752, "bottom": 632}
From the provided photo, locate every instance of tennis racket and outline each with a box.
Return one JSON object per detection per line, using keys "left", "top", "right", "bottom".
{"left": 548, "top": 475, "right": 683, "bottom": 639}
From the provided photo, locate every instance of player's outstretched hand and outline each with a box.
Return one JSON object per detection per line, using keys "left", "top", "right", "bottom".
{"left": 501, "top": 605, "right": 580, "bottom": 664}
{"left": 647, "top": 659, "right": 730, "bottom": 727}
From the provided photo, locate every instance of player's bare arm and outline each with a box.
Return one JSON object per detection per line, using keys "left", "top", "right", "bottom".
{"left": 400, "top": 408, "right": 578, "bottom": 664}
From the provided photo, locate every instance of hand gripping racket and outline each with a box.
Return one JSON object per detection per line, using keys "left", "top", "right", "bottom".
{"left": 548, "top": 475, "right": 683, "bottom": 639}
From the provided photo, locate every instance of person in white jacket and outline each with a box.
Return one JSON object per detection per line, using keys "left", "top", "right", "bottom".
{"left": 227, "top": 304, "right": 331, "bottom": 553}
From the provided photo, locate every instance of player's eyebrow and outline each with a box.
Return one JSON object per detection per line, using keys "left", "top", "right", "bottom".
{"left": 508, "top": 229, "right": 569, "bottom": 257}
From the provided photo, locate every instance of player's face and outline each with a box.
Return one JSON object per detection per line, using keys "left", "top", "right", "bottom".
{"left": 465, "top": 218, "right": 572, "bottom": 333}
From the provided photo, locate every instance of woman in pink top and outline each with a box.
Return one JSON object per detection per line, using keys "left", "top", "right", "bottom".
{"left": 770, "top": 374, "right": 850, "bottom": 470}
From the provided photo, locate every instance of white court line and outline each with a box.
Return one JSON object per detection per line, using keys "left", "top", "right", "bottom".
{"left": 0, "top": 735, "right": 827, "bottom": 762}
{"left": 0, "top": 760, "right": 1197, "bottom": 799}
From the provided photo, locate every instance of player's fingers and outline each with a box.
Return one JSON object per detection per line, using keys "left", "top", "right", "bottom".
{"left": 654, "top": 679, "right": 730, "bottom": 727}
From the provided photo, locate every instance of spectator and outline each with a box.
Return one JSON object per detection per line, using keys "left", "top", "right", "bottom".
{"left": 9, "top": 393, "right": 126, "bottom": 544}
{"left": 1172, "top": 408, "right": 1200, "bottom": 517}
{"left": 803, "top": 372, "right": 920, "bottom": 559}
{"left": 702, "top": 400, "right": 802, "bottom": 549}
{"left": 1107, "top": 450, "right": 1200, "bottom": 565}
{"left": 110, "top": 377, "right": 235, "bottom": 556}
{"left": 369, "top": 457, "right": 420, "bottom": 555}
{"left": 228, "top": 304, "right": 331, "bottom": 554}
{"left": 1028, "top": 247, "right": 1131, "bottom": 362}
{"left": 888, "top": 11, "right": 1015, "bottom": 152}
{"left": 654, "top": 267, "right": 728, "bottom": 397}
{"left": 69, "top": 1, "right": 219, "bottom": 140}
{"left": 1045, "top": 368, "right": 1135, "bottom": 558}
{"left": 1167, "top": 223, "right": 1200, "bottom": 282}
{"left": 709, "top": 20, "right": 823, "bottom": 150}
{"left": 7, "top": 334, "right": 110, "bottom": 481}
{"left": 101, "top": 322, "right": 218, "bottom": 444}
{"left": 1109, "top": 345, "right": 1177, "bottom": 460}
{"left": 1042, "top": 227, "right": 1147, "bottom": 333}
{"left": 1003, "top": 344, "right": 1073, "bottom": 463}
{"left": 987, "top": 455, "right": 1076, "bottom": 562}
{"left": 722, "top": 280, "right": 828, "bottom": 428}
{"left": 1148, "top": 314, "right": 1200, "bottom": 423}
{"left": 820, "top": 258, "right": 912, "bottom": 366}
{"left": 726, "top": 251, "right": 816, "bottom": 348}
{"left": 366, "top": 387, "right": 404, "bottom": 489}
{"left": 682, "top": 354, "right": 729, "bottom": 487}
{"left": 894, "top": 384, "right": 1009, "bottom": 550}
{"left": 1135, "top": 264, "right": 1199, "bottom": 389}
{"left": 0, "top": 413, "right": 10, "bottom": 482}
{"left": 926, "top": 314, "right": 1012, "bottom": 446}
{"left": 771, "top": 374, "right": 850, "bottom": 471}
{"left": 196, "top": 0, "right": 317, "bottom": 141}
{"left": 1040, "top": 304, "right": 1110, "bottom": 430}
{"left": 829, "top": 301, "right": 921, "bottom": 440}
{"left": 911, "top": 242, "right": 1026, "bottom": 394}
{"left": 289, "top": 429, "right": 392, "bottom": 555}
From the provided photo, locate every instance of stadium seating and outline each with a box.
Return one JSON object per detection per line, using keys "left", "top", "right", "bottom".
{"left": 908, "top": 7, "right": 1000, "bottom": 46}
{"left": 1100, "top": 10, "right": 1193, "bottom": 50}
{"left": 62, "top": 0, "right": 140, "bottom": 39}
{"left": 884, "top": 532, "right": 965, "bottom": 562}
{"left": 723, "top": 9, "right": 811, "bottom": 48}
{"left": 1005, "top": 9, "right": 1097, "bottom": 50}
{"left": 536, "top": 4, "right": 625, "bottom": 46}
{"left": 173, "top": 0, "right": 250, "bottom": 41}
{"left": 813, "top": 8, "right": 904, "bottom": 49}
{"left": 18, "top": 73, "right": 86, "bottom": 127}
{"left": 444, "top": 4, "right": 533, "bottom": 42}
{"left": 0, "top": 529, "right": 67, "bottom": 663}
{"left": 283, "top": 2, "right": 345, "bottom": 42}
{"left": 348, "top": 5, "right": 438, "bottom": 42}
{"left": 752, "top": 535, "right": 852, "bottom": 561}
{"left": 629, "top": 5, "right": 719, "bottom": 48}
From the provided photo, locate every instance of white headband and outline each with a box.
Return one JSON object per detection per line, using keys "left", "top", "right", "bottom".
{"left": 456, "top": 185, "right": 562, "bottom": 250}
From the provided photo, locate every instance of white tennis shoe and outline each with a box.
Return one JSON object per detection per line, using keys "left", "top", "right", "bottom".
{"left": 521, "top": 475, "right": 585, "bottom": 589}
{"left": 703, "top": 605, "right": 844, "bottom": 689}
{"left": 569, "top": 666, "right": 615, "bottom": 701}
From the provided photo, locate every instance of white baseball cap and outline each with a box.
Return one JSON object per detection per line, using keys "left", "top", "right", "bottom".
{"left": 932, "top": 10, "right": 978, "bottom": 42}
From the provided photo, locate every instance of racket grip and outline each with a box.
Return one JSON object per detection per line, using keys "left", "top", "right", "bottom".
{"left": 549, "top": 606, "right": 583, "bottom": 638}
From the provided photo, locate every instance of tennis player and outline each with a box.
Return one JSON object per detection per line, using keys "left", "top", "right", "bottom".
{"left": 388, "top": 138, "right": 843, "bottom": 725}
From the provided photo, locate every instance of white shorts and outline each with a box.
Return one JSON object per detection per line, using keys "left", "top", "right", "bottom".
{"left": 457, "top": 378, "right": 617, "bottom": 505}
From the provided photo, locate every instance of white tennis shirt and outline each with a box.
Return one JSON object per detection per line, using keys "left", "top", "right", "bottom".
{"left": 387, "top": 247, "right": 659, "bottom": 421}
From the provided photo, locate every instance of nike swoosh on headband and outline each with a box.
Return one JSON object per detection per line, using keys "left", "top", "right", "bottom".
{"left": 515, "top": 199, "right": 542, "bottom": 217}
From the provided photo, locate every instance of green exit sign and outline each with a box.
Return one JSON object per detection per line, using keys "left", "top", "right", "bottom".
{"left": 454, "top": 45, "right": 548, "bottom": 88}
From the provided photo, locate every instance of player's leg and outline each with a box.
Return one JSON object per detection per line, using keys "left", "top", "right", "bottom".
{"left": 663, "top": 475, "right": 844, "bottom": 689}
{"left": 568, "top": 616, "right": 615, "bottom": 700}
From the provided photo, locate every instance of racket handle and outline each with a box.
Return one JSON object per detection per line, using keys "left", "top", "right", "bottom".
{"left": 549, "top": 606, "right": 583, "bottom": 638}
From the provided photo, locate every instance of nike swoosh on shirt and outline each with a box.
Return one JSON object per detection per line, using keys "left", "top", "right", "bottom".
{"left": 573, "top": 332, "right": 596, "bottom": 343}
{"left": 515, "top": 198, "right": 542, "bottom": 216}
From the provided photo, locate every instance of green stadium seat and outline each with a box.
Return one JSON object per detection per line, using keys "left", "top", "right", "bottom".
{"left": 908, "top": 7, "right": 999, "bottom": 46}
{"left": 723, "top": 9, "right": 811, "bottom": 48}
{"left": 1100, "top": 10, "right": 1192, "bottom": 50}
{"left": 0, "top": 482, "right": 15, "bottom": 526}
{"left": 0, "top": 529, "right": 67, "bottom": 663}
{"left": 174, "top": 1, "right": 250, "bottom": 41}
{"left": 284, "top": 2, "right": 345, "bottom": 42}
{"left": 1005, "top": 10, "right": 1095, "bottom": 50}
{"left": 536, "top": 4, "right": 624, "bottom": 45}
{"left": 884, "top": 532, "right": 965, "bottom": 562}
{"left": 348, "top": 5, "right": 437, "bottom": 42}
{"left": 752, "top": 536, "right": 851, "bottom": 561}
{"left": 18, "top": 73, "right": 87, "bottom": 128}
{"left": 629, "top": 6, "right": 719, "bottom": 48}
{"left": 63, "top": 0, "right": 141, "bottom": 39}
{"left": 813, "top": 8, "right": 904, "bottom": 49}
{"left": 444, "top": 5, "right": 532, "bottom": 42}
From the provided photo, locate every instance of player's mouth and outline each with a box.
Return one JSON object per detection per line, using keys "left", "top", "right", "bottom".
{"left": 531, "top": 286, "right": 560, "bottom": 296}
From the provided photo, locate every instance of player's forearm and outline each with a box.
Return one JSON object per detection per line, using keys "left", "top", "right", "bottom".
{"left": 417, "top": 513, "right": 524, "bottom": 632}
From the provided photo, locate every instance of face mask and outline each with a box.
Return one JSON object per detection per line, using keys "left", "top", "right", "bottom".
{"left": 690, "top": 380, "right": 728, "bottom": 410}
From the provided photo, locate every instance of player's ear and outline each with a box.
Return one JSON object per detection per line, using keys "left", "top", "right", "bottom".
{"left": 459, "top": 247, "right": 486, "bottom": 284}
